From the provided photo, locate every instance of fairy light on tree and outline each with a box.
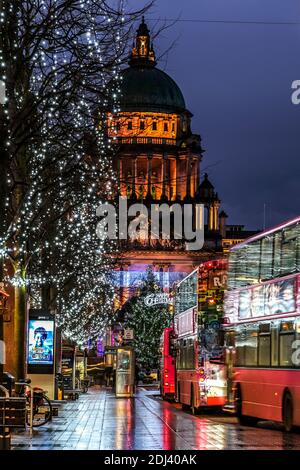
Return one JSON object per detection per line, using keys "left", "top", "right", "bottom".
{"left": 0, "top": 0, "right": 152, "bottom": 378}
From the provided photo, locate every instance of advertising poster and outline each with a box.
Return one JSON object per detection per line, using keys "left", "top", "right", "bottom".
{"left": 265, "top": 279, "right": 295, "bottom": 316}
{"left": 28, "top": 319, "right": 54, "bottom": 365}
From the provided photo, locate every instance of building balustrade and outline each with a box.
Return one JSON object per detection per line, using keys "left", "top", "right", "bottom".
{"left": 118, "top": 238, "right": 186, "bottom": 251}
{"left": 116, "top": 136, "right": 177, "bottom": 146}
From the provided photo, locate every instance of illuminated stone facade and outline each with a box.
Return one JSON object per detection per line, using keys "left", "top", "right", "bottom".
{"left": 107, "top": 18, "right": 251, "bottom": 307}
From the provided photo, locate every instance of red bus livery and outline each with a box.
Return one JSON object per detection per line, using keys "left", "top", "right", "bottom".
{"left": 159, "top": 327, "right": 176, "bottom": 400}
{"left": 224, "top": 215, "right": 300, "bottom": 431}
{"left": 174, "top": 260, "right": 227, "bottom": 413}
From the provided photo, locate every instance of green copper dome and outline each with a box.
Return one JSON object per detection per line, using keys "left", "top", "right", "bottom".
{"left": 119, "top": 66, "right": 186, "bottom": 114}
{"left": 115, "top": 17, "right": 186, "bottom": 113}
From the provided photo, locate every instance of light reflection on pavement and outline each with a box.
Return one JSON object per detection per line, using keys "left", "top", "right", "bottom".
{"left": 11, "top": 386, "right": 300, "bottom": 450}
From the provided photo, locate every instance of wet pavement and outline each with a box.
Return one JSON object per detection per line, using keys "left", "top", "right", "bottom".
{"left": 11, "top": 386, "right": 300, "bottom": 450}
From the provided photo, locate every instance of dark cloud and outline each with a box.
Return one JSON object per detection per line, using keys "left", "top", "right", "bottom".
{"left": 127, "top": 0, "right": 300, "bottom": 228}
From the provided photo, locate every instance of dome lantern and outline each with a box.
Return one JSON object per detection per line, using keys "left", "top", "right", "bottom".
{"left": 118, "top": 17, "right": 186, "bottom": 114}
{"left": 129, "top": 16, "right": 157, "bottom": 68}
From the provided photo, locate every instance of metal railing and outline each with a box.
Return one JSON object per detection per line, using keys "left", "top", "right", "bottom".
{"left": 0, "top": 385, "right": 27, "bottom": 450}
{"left": 15, "top": 382, "right": 34, "bottom": 436}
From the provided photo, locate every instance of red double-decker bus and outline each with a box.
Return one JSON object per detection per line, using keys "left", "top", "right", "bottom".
{"left": 224, "top": 215, "right": 300, "bottom": 431}
{"left": 174, "top": 260, "right": 228, "bottom": 413}
{"left": 159, "top": 327, "right": 176, "bottom": 400}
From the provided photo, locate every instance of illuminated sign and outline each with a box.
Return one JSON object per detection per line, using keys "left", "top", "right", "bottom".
{"left": 144, "top": 293, "right": 173, "bottom": 307}
{"left": 28, "top": 319, "right": 54, "bottom": 365}
{"left": 208, "top": 271, "right": 228, "bottom": 290}
{"left": 124, "top": 329, "right": 134, "bottom": 340}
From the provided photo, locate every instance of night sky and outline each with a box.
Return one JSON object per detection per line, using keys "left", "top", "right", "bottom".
{"left": 127, "top": 0, "right": 300, "bottom": 230}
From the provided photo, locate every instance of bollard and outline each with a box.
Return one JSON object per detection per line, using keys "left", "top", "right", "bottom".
{"left": 58, "top": 388, "right": 63, "bottom": 400}
{"left": 0, "top": 429, "right": 11, "bottom": 450}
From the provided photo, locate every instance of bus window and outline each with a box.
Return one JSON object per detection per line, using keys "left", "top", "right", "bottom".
{"left": 235, "top": 247, "right": 248, "bottom": 288}
{"left": 225, "top": 331, "right": 235, "bottom": 348}
{"left": 227, "top": 252, "right": 238, "bottom": 289}
{"left": 258, "top": 323, "right": 271, "bottom": 367}
{"left": 271, "top": 321, "right": 279, "bottom": 366}
{"left": 281, "top": 227, "right": 298, "bottom": 276}
{"left": 235, "top": 327, "right": 246, "bottom": 366}
{"left": 246, "top": 240, "right": 261, "bottom": 285}
{"left": 235, "top": 325, "right": 258, "bottom": 366}
{"left": 176, "top": 339, "right": 182, "bottom": 369}
{"left": 182, "top": 339, "right": 187, "bottom": 369}
{"left": 245, "top": 325, "right": 258, "bottom": 366}
{"left": 279, "top": 321, "right": 295, "bottom": 367}
{"left": 169, "top": 332, "right": 176, "bottom": 357}
{"left": 260, "top": 236, "right": 274, "bottom": 280}
{"left": 273, "top": 231, "right": 282, "bottom": 277}
{"left": 186, "top": 339, "right": 191, "bottom": 369}
{"left": 186, "top": 338, "right": 194, "bottom": 369}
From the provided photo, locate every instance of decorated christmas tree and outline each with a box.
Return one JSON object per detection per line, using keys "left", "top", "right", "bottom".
{"left": 121, "top": 267, "right": 171, "bottom": 371}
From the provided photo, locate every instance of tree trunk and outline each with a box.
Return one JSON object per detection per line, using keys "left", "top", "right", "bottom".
{"left": 13, "top": 271, "right": 27, "bottom": 380}
{"left": 0, "top": 311, "right": 3, "bottom": 377}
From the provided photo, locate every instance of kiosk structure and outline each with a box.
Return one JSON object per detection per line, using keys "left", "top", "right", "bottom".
{"left": 115, "top": 346, "right": 135, "bottom": 398}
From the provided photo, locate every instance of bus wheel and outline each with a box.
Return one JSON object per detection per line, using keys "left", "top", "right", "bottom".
{"left": 283, "top": 391, "right": 293, "bottom": 432}
{"left": 190, "top": 386, "right": 197, "bottom": 415}
{"left": 236, "top": 385, "right": 257, "bottom": 427}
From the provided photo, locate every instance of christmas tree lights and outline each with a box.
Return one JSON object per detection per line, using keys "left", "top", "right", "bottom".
{"left": 0, "top": 0, "right": 150, "bottom": 348}
{"left": 120, "top": 268, "right": 171, "bottom": 369}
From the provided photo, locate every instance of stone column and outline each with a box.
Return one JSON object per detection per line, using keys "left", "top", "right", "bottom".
{"left": 147, "top": 153, "right": 152, "bottom": 199}
{"left": 213, "top": 203, "right": 220, "bottom": 230}
{"left": 197, "top": 155, "right": 201, "bottom": 188}
{"left": 175, "top": 157, "right": 180, "bottom": 200}
{"left": 132, "top": 157, "right": 137, "bottom": 199}
{"left": 185, "top": 156, "right": 189, "bottom": 198}
{"left": 161, "top": 152, "right": 167, "bottom": 201}
{"left": 185, "top": 153, "right": 191, "bottom": 199}
{"left": 192, "top": 158, "right": 197, "bottom": 197}
{"left": 209, "top": 206, "right": 214, "bottom": 230}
